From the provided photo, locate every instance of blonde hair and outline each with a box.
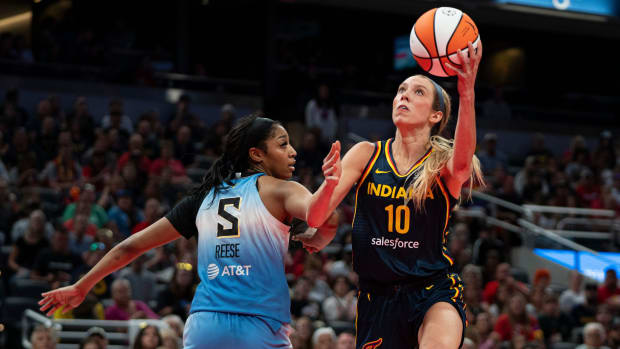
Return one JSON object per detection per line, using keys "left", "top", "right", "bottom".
{"left": 405, "top": 75, "right": 484, "bottom": 209}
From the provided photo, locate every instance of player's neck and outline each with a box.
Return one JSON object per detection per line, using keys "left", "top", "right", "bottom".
{"left": 393, "top": 129, "right": 431, "bottom": 164}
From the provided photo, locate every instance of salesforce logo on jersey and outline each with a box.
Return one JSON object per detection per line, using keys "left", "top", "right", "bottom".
{"left": 371, "top": 237, "right": 420, "bottom": 249}
{"left": 207, "top": 263, "right": 252, "bottom": 280}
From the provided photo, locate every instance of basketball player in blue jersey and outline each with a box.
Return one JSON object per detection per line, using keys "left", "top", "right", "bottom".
{"left": 302, "top": 41, "right": 484, "bottom": 349}
{"left": 39, "top": 114, "right": 342, "bottom": 349}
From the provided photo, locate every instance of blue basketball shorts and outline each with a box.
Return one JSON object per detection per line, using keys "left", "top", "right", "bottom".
{"left": 183, "top": 311, "right": 292, "bottom": 349}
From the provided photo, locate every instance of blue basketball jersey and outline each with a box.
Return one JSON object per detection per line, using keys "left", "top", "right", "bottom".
{"left": 168, "top": 173, "right": 291, "bottom": 327}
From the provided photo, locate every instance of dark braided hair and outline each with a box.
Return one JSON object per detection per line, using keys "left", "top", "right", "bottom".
{"left": 193, "top": 113, "right": 280, "bottom": 204}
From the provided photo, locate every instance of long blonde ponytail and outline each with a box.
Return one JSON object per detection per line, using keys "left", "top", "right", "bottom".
{"left": 404, "top": 75, "right": 485, "bottom": 209}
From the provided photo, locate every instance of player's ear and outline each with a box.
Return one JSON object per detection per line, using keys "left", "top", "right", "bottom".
{"left": 429, "top": 111, "right": 443, "bottom": 124}
{"left": 248, "top": 147, "right": 264, "bottom": 163}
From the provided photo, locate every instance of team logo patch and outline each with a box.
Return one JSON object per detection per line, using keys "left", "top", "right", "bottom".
{"left": 362, "top": 338, "right": 383, "bottom": 349}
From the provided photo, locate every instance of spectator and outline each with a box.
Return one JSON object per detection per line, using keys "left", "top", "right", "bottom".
{"left": 132, "top": 324, "right": 162, "bottom": 349}
{"left": 296, "top": 131, "right": 324, "bottom": 176}
{"left": 108, "top": 189, "right": 143, "bottom": 237}
{"left": 36, "top": 115, "right": 59, "bottom": 165}
{"left": 101, "top": 98, "right": 133, "bottom": 135}
{"left": 30, "top": 324, "right": 57, "bottom": 349}
{"left": 598, "top": 268, "right": 620, "bottom": 305}
{"left": 8, "top": 212, "right": 50, "bottom": 278}
{"left": 104, "top": 278, "right": 159, "bottom": 320}
{"left": 82, "top": 149, "right": 114, "bottom": 192}
{"left": 572, "top": 282, "right": 600, "bottom": 328}
{"left": 149, "top": 140, "right": 190, "bottom": 185}
{"left": 5, "top": 127, "right": 39, "bottom": 184}
{"left": 559, "top": 270, "right": 585, "bottom": 314}
{"left": 155, "top": 261, "right": 197, "bottom": 320}
{"left": 530, "top": 268, "right": 551, "bottom": 314}
{"left": 161, "top": 314, "right": 185, "bottom": 340}
{"left": 576, "top": 322, "right": 611, "bottom": 349}
{"left": 118, "top": 133, "right": 151, "bottom": 176}
{"left": 79, "top": 337, "right": 103, "bottom": 349}
{"left": 118, "top": 254, "right": 158, "bottom": 304}
{"left": 167, "top": 94, "right": 203, "bottom": 140}
{"left": 159, "top": 327, "right": 180, "bottom": 349}
{"left": 65, "top": 213, "right": 96, "bottom": 255}
{"left": 305, "top": 83, "right": 338, "bottom": 143}
{"left": 173, "top": 125, "right": 196, "bottom": 167}
{"left": 0, "top": 87, "right": 29, "bottom": 133}
{"left": 62, "top": 183, "right": 109, "bottom": 228}
{"left": 322, "top": 275, "right": 356, "bottom": 322}
{"left": 537, "top": 292, "right": 572, "bottom": 347}
{"left": 31, "top": 224, "right": 83, "bottom": 289}
{"left": 11, "top": 208, "right": 54, "bottom": 241}
{"left": 132, "top": 198, "right": 162, "bottom": 234}
{"left": 66, "top": 96, "right": 96, "bottom": 147}
{"left": 292, "top": 316, "right": 314, "bottom": 349}
{"left": 482, "top": 262, "right": 527, "bottom": 305}
{"left": 335, "top": 332, "right": 355, "bottom": 349}
{"left": 304, "top": 256, "right": 332, "bottom": 303}
{"left": 477, "top": 133, "right": 508, "bottom": 175}
{"left": 493, "top": 292, "right": 542, "bottom": 342}
{"left": 525, "top": 133, "right": 554, "bottom": 166}
{"left": 26, "top": 99, "right": 52, "bottom": 142}
{"left": 39, "top": 131, "right": 83, "bottom": 191}
{"left": 85, "top": 327, "right": 108, "bottom": 349}
{"left": 136, "top": 118, "right": 160, "bottom": 159}
{"left": 312, "top": 327, "right": 336, "bottom": 349}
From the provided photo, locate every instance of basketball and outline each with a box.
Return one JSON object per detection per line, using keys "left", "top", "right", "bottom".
{"left": 410, "top": 7, "right": 480, "bottom": 77}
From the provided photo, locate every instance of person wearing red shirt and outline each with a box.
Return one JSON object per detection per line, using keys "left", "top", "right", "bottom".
{"left": 117, "top": 133, "right": 151, "bottom": 174}
{"left": 148, "top": 140, "right": 190, "bottom": 185}
{"left": 494, "top": 292, "right": 542, "bottom": 342}
{"left": 131, "top": 198, "right": 161, "bottom": 235}
{"left": 598, "top": 268, "right": 620, "bottom": 305}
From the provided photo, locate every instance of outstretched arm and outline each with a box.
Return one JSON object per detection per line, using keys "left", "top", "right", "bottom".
{"left": 39, "top": 218, "right": 181, "bottom": 316}
{"left": 443, "top": 40, "right": 483, "bottom": 198}
{"left": 306, "top": 141, "right": 375, "bottom": 228}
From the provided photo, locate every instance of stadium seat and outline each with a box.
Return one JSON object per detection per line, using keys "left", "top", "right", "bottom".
{"left": 10, "top": 278, "right": 50, "bottom": 298}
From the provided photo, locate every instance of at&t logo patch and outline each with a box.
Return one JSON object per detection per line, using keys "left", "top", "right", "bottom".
{"left": 207, "top": 263, "right": 252, "bottom": 280}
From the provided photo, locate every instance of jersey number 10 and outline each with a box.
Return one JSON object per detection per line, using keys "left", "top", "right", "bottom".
{"left": 217, "top": 197, "right": 241, "bottom": 238}
{"left": 385, "top": 204, "right": 410, "bottom": 235}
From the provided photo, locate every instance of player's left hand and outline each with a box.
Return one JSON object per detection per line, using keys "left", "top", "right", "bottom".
{"left": 445, "top": 40, "right": 482, "bottom": 98}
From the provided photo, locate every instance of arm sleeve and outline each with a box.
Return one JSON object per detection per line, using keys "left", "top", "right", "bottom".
{"left": 165, "top": 194, "right": 204, "bottom": 239}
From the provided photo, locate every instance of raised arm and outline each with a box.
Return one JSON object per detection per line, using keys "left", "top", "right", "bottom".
{"left": 443, "top": 40, "right": 483, "bottom": 197}
{"left": 39, "top": 218, "right": 182, "bottom": 316}
{"left": 306, "top": 140, "right": 375, "bottom": 228}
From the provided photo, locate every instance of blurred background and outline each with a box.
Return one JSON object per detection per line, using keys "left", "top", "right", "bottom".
{"left": 0, "top": 0, "right": 619, "bottom": 348}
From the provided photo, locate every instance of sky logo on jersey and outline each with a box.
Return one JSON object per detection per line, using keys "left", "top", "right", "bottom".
{"left": 371, "top": 237, "right": 420, "bottom": 249}
{"left": 207, "top": 263, "right": 252, "bottom": 280}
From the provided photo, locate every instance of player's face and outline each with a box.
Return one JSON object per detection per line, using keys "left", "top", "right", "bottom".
{"left": 392, "top": 75, "right": 442, "bottom": 131}
{"left": 260, "top": 125, "right": 297, "bottom": 179}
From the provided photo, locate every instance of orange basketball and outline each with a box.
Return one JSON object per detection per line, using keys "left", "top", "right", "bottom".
{"left": 410, "top": 7, "right": 480, "bottom": 77}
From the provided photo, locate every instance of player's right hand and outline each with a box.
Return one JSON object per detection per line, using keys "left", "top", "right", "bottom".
{"left": 39, "top": 284, "right": 86, "bottom": 316}
{"left": 322, "top": 141, "right": 342, "bottom": 187}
